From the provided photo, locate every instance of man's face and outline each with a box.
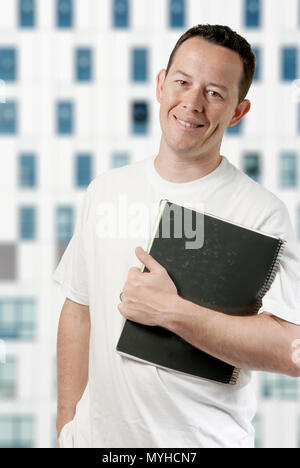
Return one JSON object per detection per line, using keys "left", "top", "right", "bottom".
{"left": 156, "top": 37, "right": 250, "bottom": 159}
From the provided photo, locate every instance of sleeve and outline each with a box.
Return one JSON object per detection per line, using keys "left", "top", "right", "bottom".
{"left": 52, "top": 181, "right": 94, "bottom": 306}
{"left": 259, "top": 201, "right": 300, "bottom": 325}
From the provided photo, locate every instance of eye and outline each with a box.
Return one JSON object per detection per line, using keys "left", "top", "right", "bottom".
{"left": 207, "top": 90, "right": 221, "bottom": 98}
{"left": 176, "top": 80, "right": 186, "bottom": 86}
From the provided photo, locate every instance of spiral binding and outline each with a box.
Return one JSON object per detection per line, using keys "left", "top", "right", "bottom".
{"left": 228, "top": 238, "right": 286, "bottom": 385}
{"left": 253, "top": 237, "right": 287, "bottom": 314}
{"left": 229, "top": 367, "right": 241, "bottom": 385}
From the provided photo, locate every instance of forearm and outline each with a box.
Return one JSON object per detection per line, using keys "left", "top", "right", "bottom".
{"left": 165, "top": 295, "right": 298, "bottom": 376}
{"left": 56, "top": 298, "right": 90, "bottom": 436}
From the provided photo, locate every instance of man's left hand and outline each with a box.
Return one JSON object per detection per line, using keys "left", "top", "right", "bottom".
{"left": 118, "top": 246, "right": 178, "bottom": 327}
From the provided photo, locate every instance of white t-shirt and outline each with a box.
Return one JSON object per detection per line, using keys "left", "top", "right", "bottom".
{"left": 53, "top": 154, "right": 300, "bottom": 448}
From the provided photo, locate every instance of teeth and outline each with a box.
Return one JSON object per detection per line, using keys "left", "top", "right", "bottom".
{"left": 177, "top": 118, "right": 199, "bottom": 128}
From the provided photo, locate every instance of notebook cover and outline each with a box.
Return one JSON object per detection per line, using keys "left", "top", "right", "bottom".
{"left": 116, "top": 200, "right": 285, "bottom": 384}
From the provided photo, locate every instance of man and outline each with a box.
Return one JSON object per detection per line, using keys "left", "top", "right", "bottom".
{"left": 53, "top": 24, "right": 300, "bottom": 448}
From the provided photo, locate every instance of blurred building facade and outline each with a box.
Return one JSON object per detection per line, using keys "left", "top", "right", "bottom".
{"left": 0, "top": 0, "right": 299, "bottom": 448}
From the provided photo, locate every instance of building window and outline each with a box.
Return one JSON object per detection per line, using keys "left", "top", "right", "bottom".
{"left": 111, "top": 152, "right": 130, "bottom": 168}
{"left": 169, "top": 0, "right": 185, "bottom": 28}
{"left": 282, "top": 47, "right": 298, "bottom": 81}
{"left": 57, "top": 0, "right": 73, "bottom": 28}
{"left": 0, "top": 49, "right": 17, "bottom": 82}
{"left": 75, "top": 48, "right": 92, "bottom": 82}
{"left": 18, "top": 154, "right": 36, "bottom": 188}
{"left": 0, "top": 298, "right": 36, "bottom": 340}
{"left": 19, "top": 0, "right": 35, "bottom": 28}
{"left": 226, "top": 119, "right": 243, "bottom": 135}
{"left": 56, "top": 206, "right": 74, "bottom": 243}
{"left": 56, "top": 101, "right": 74, "bottom": 135}
{"left": 113, "top": 0, "right": 129, "bottom": 28}
{"left": 245, "top": 0, "right": 260, "bottom": 28}
{"left": 131, "top": 48, "right": 148, "bottom": 82}
{"left": 19, "top": 207, "right": 36, "bottom": 240}
{"left": 0, "top": 101, "right": 17, "bottom": 134}
{"left": 0, "top": 244, "right": 16, "bottom": 281}
{"left": 75, "top": 154, "right": 92, "bottom": 188}
{"left": 261, "top": 372, "right": 298, "bottom": 400}
{"left": 252, "top": 46, "right": 260, "bottom": 82}
{"left": 0, "top": 415, "right": 34, "bottom": 448}
{"left": 0, "top": 356, "right": 17, "bottom": 399}
{"left": 252, "top": 413, "right": 263, "bottom": 449}
{"left": 280, "top": 152, "right": 298, "bottom": 188}
{"left": 242, "top": 152, "right": 261, "bottom": 183}
{"left": 132, "top": 101, "right": 148, "bottom": 135}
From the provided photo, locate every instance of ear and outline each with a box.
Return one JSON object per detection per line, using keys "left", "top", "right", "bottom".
{"left": 156, "top": 69, "right": 167, "bottom": 104}
{"left": 227, "top": 99, "right": 251, "bottom": 127}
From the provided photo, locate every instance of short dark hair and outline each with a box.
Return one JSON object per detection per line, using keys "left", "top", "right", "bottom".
{"left": 165, "top": 24, "right": 256, "bottom": 105}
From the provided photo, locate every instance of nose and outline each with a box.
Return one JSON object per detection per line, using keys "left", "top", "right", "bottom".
{"left": 182, "top": 88, "right": 205, "bottom": 113}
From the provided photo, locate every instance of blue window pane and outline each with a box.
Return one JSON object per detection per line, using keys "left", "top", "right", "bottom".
{"left": 280, "top": 152, "right": 298, "bottom": 188}
{"left": 0, "top": 298, "right": 36, "bottom": 340}
{"left": 0, "top": 415, "right": 34, "bottom": 448}
{"left": 17, "top": 299, "right": 36, "bottom": 339}
{"left": 19, "top": 154, "right": 36, "bottom": 188}
{"left": 75, "top": 48, "right": 92, "bottom": 82}
{"left": 0, "top": 49, "right": 17, "bottom": 82}
{"left": 252, "top": 413, "right": 263, "bottom": 449}
{"left": 261, "top": 373, "right": 298, "bottom": 400}
{"left": 243, "top": 153, "right": 261, "bottom": 183}
{"left": 0, "top": 102, "right": 17, "bottom": 134}
{"left": 19, "top": 0, "right": 35, "bottom": 28}
{"left": 76, "top": 154, "right": 92, "bottom": 187}
{"left": 113, "top": 0, "right": 129, "bottom": 28}
{"left": 132, "top": 101, "right": 148, "bottom": 135}
{"left": 0, "top": 300, "right": 16, "bottom": 339}
{"left": 56, "top": 206, "right": 74, "bottom": 242}
{"left": 245, "top": 0, "right": 260, "bottom": 28}
{"left": 169, "top": 0, "right": 185, "bottom": 28}
{"left": 0, "top": 355, "right": 17, "bottom": 399}
{"left": 111, "top": 152, "right": 130, "bottom": 168}
{"left": 57, "top": 0, "right": 73, "bottom": 28}
{"left": 20, "top": 207, "right": 36, "bottom": 240}
{"left": 252, "top": 47, "right": 260, "bottom": 81}
{"left": 132, "top": 48, "right": 148, "bottom": 82}
{"left": 282, "top": 47, "right": 297, "bottom": 81}
{"left": 226, "top": 119, "right": 243, "bottom": 135}
{"left": 56, "top": 101, "right": 73, "bottom": 135}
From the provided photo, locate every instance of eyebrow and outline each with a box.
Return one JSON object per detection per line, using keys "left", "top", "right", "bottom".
{"left": 172, "top": 69, "right": 229, "bottom": 92}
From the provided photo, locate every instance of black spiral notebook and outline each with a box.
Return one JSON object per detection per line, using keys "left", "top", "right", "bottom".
{"left": 116, "top": 199, "right": 286, "bottom": 385}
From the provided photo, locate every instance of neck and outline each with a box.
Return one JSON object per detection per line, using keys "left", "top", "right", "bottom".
{"left": 154, "top": 147, "right": 223, "bottom": 184}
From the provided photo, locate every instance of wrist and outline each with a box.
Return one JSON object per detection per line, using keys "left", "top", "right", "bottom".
{"left": 161, "top": 293, "right": 186, "bottom": 332}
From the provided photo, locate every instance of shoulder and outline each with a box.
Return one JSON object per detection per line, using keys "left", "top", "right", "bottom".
{"left": 228, "top": 159, "right": 285, "bottom": 214}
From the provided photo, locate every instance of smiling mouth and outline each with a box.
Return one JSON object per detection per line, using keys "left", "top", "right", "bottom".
{"left": 174, "top": 115, "right": 205, "bottom": 130}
